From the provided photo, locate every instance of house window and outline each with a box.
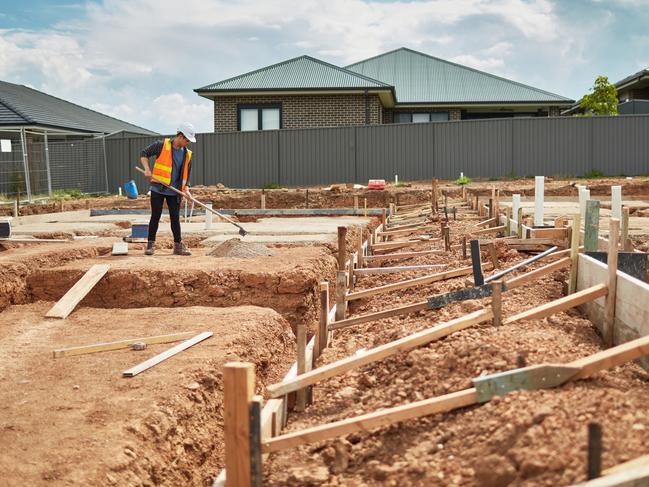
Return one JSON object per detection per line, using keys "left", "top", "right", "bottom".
{"left": 238, "top": 104, "right": 281, "bottom": 131}
{"left": 395, "top": 112, "right": 449, "bottom": 123}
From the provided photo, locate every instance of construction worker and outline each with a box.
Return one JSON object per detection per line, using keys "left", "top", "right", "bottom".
{"left": 139, "top": 122, "right": 196, "bottom": 256}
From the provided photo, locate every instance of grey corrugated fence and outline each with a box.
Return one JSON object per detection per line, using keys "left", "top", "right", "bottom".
{"left": 105, "top": 114, "right": 649, "bottom": 192}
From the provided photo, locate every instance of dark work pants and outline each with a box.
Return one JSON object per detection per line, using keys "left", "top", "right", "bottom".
{"left": 148, "top": 191, "right": 181, "bottom": 243}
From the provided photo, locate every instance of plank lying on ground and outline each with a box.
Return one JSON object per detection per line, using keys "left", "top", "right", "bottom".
{"left": 330, "top": 300, "right": 429, "bottom": 330}
{"left": 0, "top": 238, "right": 70, "bottom": 243}
{"left": 505, "top": 257, "right": 571, "bottom": 289}
{"left": 262, "top": 388, "right": 478, "bottom": 453}
{"left": 122, "top": 331, "right": 213, "bottom": 377}
{"left": 346, "top": 265, "right": 475, "bottom": 301}
{"left": 384, "top": 221, "right": 431, "bottom": 232}
{"left": 268, "top": 309, "right": 492, "bottom": 398}
{"left": 52, "top": 331, "right": 197, "bottom": 358}
{"left": 363, "top": 250, "right": 445, "bottom": 263}
{"left": 354, "top": 264, "right": 447, "bottom": 276}
{"left": 45, "top": 264, "right": 110, "bottom": 319}
{"left": 504, "top": 283, "right": 608, "bottom": 324}
{"left": 505, "top": 238, "right": 567, "bottom": 246}
{"left": 603, "top": 453, "right": 649, "bottom": 476}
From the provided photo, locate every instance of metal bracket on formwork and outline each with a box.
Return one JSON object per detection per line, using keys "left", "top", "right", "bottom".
{"left": 472, "top": 364, "right": 580, "bottom": 403}
{"left": 427, "top": 282, "right": 507, "bottom": 310}
{"left": 585, "top": 251, "right": 649, "bottom": 283}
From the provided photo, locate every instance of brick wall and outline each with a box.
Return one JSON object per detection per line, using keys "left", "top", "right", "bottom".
{"left": 212, "top": 93, "right": 382, "bottom": 132}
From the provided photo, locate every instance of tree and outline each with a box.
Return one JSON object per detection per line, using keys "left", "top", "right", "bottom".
{"left": 579, "top": 75, "right": 618, "bottom": 116}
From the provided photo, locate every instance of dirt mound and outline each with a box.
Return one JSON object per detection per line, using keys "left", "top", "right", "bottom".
{"left": 208, "top": 238, "right": 274, "bottom": 258}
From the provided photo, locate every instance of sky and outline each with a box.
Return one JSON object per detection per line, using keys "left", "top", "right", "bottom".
{"left": 0, "top": 0, "right": 648, "bottom": 134}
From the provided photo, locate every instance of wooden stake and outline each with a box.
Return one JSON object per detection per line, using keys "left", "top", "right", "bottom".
{"left": 268, "top": 309, "right": 492, "bottom": 397}
{"left": 335, "top": 270, "right": 347, "bottom": 320}
{"left": 224, "top": 362, "right": 255, "bottom": 487}
{"left": 337, "top": 226, "right": 347, "bottom": 270}
{"left": 487, "top": 242, "right": 498, "bottom": 269}
{"left": 470, "top": 239, "right": 484, "bottom": 286}
{"left": 296, "top": 323, "right": 307, "bottom": 411}
{"left": 381, "top": 208, "right": 387, "bottom": 232}
{"left": 584, "top": 200, "right": 600, "bottom": 252}
{"left": 605, "top": 218, "right": 620, "bottom": 348}
{"left": 588, "top": 422, "right": 602, "bottom": 480}
{"left": 250, "top": 396, "right": 263, "bottom": 487}
{"left": 357, "top": 233, "right": 364, "bottom": 268}
{"left": 353, "top": 195, "right": 359, "bottom": 210}
{"left": 364, "top": 198, "right": 367, "bottom": 217}
{"left": 462, "top": 236, "right": 467, "bottom": 260}
{"left": 517, "top": 207, "right": 523, "bottom": 239}
{"left": 317, "top": 282, "right": 329, "bottom": 358}
{"left": 622, "top": 206, "right": 631, "bottom": 251}
{"left": 260, "top": 192, "right": 266, "bottom": 210}
{"left": 46, "top": 264, "right": 110, "bottom": 319}
{"left": 491, "top": 280, "right": 502, "bottom": 326}
{"left": 431, "top": 179, "right": 438, "bottom": 214}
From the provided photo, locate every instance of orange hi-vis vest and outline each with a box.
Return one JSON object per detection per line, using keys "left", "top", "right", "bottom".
{"left": 151, "top": 138, "right": 192, "bottom": 191}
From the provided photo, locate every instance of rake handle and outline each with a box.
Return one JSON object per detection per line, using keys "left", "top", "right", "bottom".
{"left": 135, "top": 167, "right": 246, "bottom": 232}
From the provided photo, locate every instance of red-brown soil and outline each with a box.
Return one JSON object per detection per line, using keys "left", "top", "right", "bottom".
{"left": 0, "top": 304, "right": 295, "bottom": 487}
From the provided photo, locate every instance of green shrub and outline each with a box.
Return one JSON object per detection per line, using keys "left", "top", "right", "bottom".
{"left": 261, "top": 183, "right": 282, "bottom": 190}
{"left": 454, "top": 175, "right": 472, "bottom": 186}
{"left": 52, "top": 188, "right": 86, "bottom": 200}
{"left": 581, "top": 169, "right": 605, "bottom": 179}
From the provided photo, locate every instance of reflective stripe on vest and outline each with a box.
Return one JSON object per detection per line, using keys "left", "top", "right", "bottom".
{"left": 151, "top": 138, "right": 192, "bottom": 191}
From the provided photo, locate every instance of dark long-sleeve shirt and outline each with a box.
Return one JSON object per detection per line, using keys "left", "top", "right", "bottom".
{"left": 140, "top": 138, "right": 192, "bottom": 196}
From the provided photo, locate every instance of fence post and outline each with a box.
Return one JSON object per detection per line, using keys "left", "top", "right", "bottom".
{"left": 44, "top": 130, "right": 53, "bottom": 196}
{"left": 19, "top": 127, "right": 32, "bottom": 202}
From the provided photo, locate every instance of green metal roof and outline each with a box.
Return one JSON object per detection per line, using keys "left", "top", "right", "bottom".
{"left": 345, "top": 47, "right": 574, "bottom": 105}
{"left": 195, "top": 55, "right": 391, "bottom": 93}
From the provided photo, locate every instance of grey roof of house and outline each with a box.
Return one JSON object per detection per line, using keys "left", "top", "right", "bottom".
{"left": 615, "top": 68, "right": 649, "bottom": 89}
{"left": 0, "top": 80, "right": 157, "bottom": 135}
{"left": 345, "top": 47, "right": 574, "bottom": 105}
{"left": 195, "top": 55, "right": 392, "bottom": 93}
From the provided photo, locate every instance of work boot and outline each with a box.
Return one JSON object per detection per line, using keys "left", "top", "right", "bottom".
{"left": 173, "top": 241, "right": 192, "bottom": 256}
{"left": 144, "top": 241, "right": 155, "bottom": 256}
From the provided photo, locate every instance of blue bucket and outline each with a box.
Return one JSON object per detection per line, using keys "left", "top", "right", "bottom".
{"left": 123, "top": 180, "right": 138, "bottom": 199}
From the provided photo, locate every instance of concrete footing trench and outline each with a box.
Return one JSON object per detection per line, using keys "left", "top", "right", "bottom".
{"left": 2, "top": 179, "right": 649, "bottom": 486}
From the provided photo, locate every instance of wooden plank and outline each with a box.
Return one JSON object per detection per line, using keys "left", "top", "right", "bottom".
{"left": 268, "top": 309, "right": 492, "bottom": 398}
{"left": 378, "top": 225, "right": 434, "bottom": 237}
{"left": 345, "top": 265, "right": 475, "bottom": 302}
{"left": 505, "top": 238, "right": 567, "bottom": 247}
{"left": 337, "top": 226, "right": 347, "bottom": 269}
{"left": 45, "top": 264, "right": 110, "bottom": 319}
{"left": 532, "top": 228, "right": 568, "bottom": 239}
{"left": 122, "top": 331, "right": 213, "bottom": 377}
{"left": 262, "top": 388, "right": 478, "bottom": 453}
{"left": 504, "top": 284, "right": 608, "bottom": 324}
{"left": 224, "top": 362, "right": 255, "bottom": 487}
{"left": 371, "top": 239, "right": 435, "bottom": 252}
{"left": 475, "top": 217, "right": 498, "bottom": 228}
{"left": 0, "top": 237, "right": 70, "bottom": 243}
{"left": 316, "top": 282, "right": 329, "bottom": 359}
{"left": 569, "top": 334, "right": 649, "bottom": 381}
{"left": 605, "top": 218, "right": 620, "bottom": 347}
{"left": 329, "top": 300, "right": 429, "bottom": 331}
{"left": 335, "top": 270, "right": 347, "bottom": 320}
{"left": 384, "top": 221, "right": 427, "bottom": 232}
{"left": 52, "top": 331, "right": 197, "bottom": 358}
{"left": 363, "top": 249, "right": 445, "bottom": 264}
{"left": 472, "top": 225, "right": 505, "bottom": 235}
{"left": 622, "top": 207, "right": 631, "bottom": 251}
{"left": 354, "top": 264, "right": 446, "bottom": 276}
{"left": 506, "top": 257, "right": 571, "bottom": 290}
{"left": 604, "top": 454, "right": 649, "bottom": 476}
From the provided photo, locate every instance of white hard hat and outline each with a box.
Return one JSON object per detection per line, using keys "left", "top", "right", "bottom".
{"left": 177, "top": 122, "right": 196, "bottom": 143}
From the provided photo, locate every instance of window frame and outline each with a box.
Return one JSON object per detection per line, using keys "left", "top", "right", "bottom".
{"left": 395, "top": 111, "right": 449, "bottom": 124}
{"left": 237, "top": 103, "right": 282, "bottom": 131}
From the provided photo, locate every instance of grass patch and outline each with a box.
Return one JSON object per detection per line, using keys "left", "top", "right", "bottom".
{"left": 261, "top": 183, "right": 282, "bottom": 190}
{"left": 454, "top": 175, "right": 472, "bottom": 186}
{"left": 52, "top": 188, "right": 87, "bottom": 200}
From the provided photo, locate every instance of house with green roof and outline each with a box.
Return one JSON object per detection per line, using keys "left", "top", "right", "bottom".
{"left": 195, "top": 47, "right": 574, "bottom": 132}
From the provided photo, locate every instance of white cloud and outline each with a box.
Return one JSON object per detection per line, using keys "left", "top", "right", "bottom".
{"left": 150, "top": 93, "right": 213, "bottom": 133}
